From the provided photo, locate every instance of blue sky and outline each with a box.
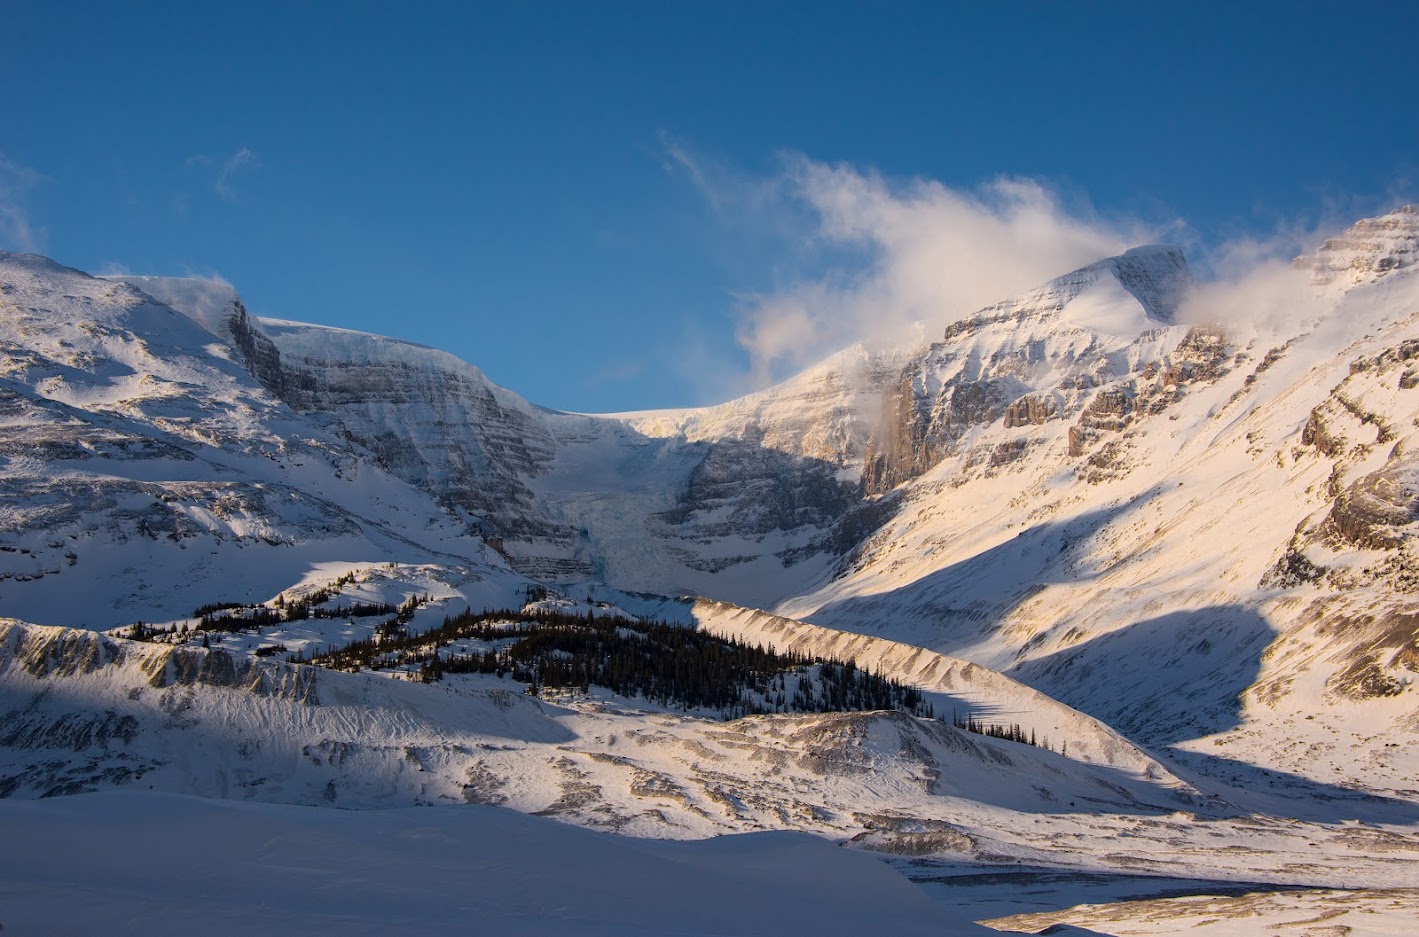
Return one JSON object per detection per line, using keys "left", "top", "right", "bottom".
{"left": 3, "top": 1, "right": 1417, "bottom": 411}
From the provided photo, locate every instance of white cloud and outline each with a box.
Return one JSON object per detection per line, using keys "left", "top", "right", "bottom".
{"left": 705, "top": 154, "right": 1164, "bottom": 385}
{"left": 0, "top": 155, "right": 46, "bottom": 253}
{"left": 1179, "top": 258, "right": 1316, "bottom": 336}
{"left": 1177, "top": 219, "right": 1333, "bottom": 334}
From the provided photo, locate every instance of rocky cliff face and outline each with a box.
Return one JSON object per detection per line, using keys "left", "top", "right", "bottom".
{"left": 258, "top": 320, "right": 564, "bottom": 541}
{"left": 1002, "top": 394, "right": 1059, "bottom": 428}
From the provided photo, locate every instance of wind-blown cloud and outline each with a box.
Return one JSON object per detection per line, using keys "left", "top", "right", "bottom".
{"left": 215, "top": 147, "right": 260, "bottom": 201}
{"left": 0, "top": 155, "right": 47, "bottom": 253}
{"left": 1177, "top": 218, "right": 1337, "bottom": 334}
{"left": 667, "top": 147, "right": 1167, "bottom": 386}
{"left": 189, "top": 147, "right": 261, "bottom": 202}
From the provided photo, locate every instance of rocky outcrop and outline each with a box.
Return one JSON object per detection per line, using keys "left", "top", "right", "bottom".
{"left": 1079, "top": 387, "right": 1133, "bottom": 430}
{"left": 2, "top": 621, "right": 126, "bottom": 679}
{"left": 0, "top": 621, "right": 319, "bottom": 703}
{"left": 1068, "top": 386, "right": 1137, "bottom": 459}
{"left": 1063, "top": 325, "right": 1229, "bottom": 460}
{"left": 140, "top": 644, "right": 319, "bottom": 702}
{"left": 1303, "top": 408, "right": 1346, "bottom": 457}
{"left": 1304, "top": 602, "right": 1419, "bottom": 700}
{"left": 1003, "top": 394, "right": 1059, "bottom": 428}
{"left": 1324, "top": 464, "right": 1419, "bottom": 549}
{"left": 1066, "top": 425, "right": 1092, "bottom": 459}
{"left": 1165, "top": 326, "right": 1229, "bottom": 384}
{"left": 988, "top": 438, "right": 1030, "bottom": 468}
{"left": 1349, "top": 338, "right": 1419, "bottom": 376}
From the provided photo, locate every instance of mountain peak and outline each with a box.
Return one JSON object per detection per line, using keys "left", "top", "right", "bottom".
{"left": 952, "top": 244, "right": 1193, "bottom": 341}
{"left": 1295, "top": 206, "right": 1419, "bottom": 289}
{"left": 1076, "top": 243, "right": 1193, "bottom": 323}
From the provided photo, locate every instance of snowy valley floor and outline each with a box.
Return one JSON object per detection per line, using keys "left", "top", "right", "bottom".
{"left": 4, "top": 614, "right": 1419, "bottom": 935}
{"left": 3, "top": 792, "right": 1418, "bottom": 937}
{"left": 0, "top": 790, "right": 985, "bottom": 937}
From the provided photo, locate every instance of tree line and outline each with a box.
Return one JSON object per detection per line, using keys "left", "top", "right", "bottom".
{"left": 297, "top": 606, "right": 934, "bottom": 721}
{"left": 951, "top": 710, "right": 1051, "bottom": 750}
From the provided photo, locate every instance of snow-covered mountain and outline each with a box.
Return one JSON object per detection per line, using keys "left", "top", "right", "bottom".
{"left": 0, "top": 253, "right": 849, "bottom": 620}
{"left": 861, "top": 243, "right": 1195, "bottom": 492}
{"left": 106, "top": 268, "right": 864, "bottom": 603}
{"left": 6, "top": 212, "right": 1419, "bottom": 782}
{"left": 0, "top": 255, "right": 532, "bottom": 628}
{"left": 4, "top": 209, "right": 1419, "bottom": 933}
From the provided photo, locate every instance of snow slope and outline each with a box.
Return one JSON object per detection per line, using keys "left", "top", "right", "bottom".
{"left": 687, "top": 598, "right": 1182, "bottom": 779}
{"left": 621, "top": 342, "right": 920, "bottom": 468}
{"left": 7, "top": 619, "right": 1419, "bottom": 895}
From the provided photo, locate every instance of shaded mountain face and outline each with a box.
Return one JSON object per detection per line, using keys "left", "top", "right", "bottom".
{"left": 255, "top": 319, "right": 570, "bottom": 550}
{"left": 234, "top": 319, "right": 860, "bottom": 595}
